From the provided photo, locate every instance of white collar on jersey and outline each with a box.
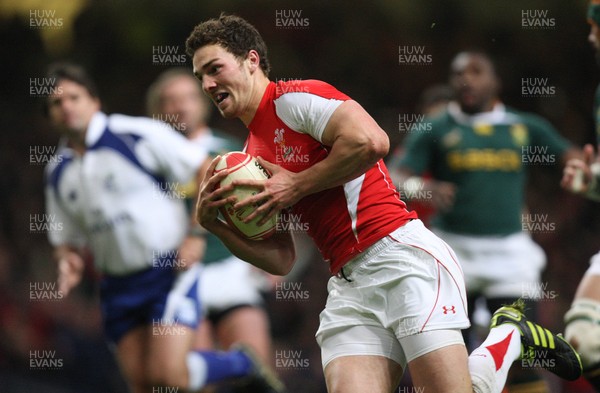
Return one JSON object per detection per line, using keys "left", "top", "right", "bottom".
{"left": 447, "top": 101, "right": 508, "bottom": 126}
{"left": 54, "top": 111, "right": 107, "bottom": 158}
{"left": 85, "top": 111, "right": 108, "bottom": 146}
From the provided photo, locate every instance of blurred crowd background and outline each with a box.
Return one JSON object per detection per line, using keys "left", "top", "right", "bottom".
{"left": 1, "top": 0, "right": 599, "bottom": 392}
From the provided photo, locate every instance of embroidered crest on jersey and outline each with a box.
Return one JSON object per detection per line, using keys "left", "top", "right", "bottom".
{"left": 273, "top": 128, "right": 309, "bottom": 165}
{"left": 510, "top": 123, "right": 529, "bottom": 146}
{"left": 473, "top": 122, "right": 493, "bottom": 136}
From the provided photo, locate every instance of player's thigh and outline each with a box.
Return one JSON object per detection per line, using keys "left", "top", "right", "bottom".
{"left": 324, "top": 355, "right": 402, "bottom": 393}
{"left": 215, "top": 306, "right": 272, "bottom": 363}
{"left": 408, "top": 344, "right": 472, "bottom": 393}
{"left": 193, "top": 319, "right": 215, "bottom": 351}
{"left": 116, "top": 325, "right": 148, "bottom": 393}
{"left": 147, "top": 323, "right": 196, "bottom": 387}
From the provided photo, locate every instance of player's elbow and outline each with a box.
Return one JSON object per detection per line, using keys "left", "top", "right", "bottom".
{"left": 272, "top": 249, "right": 296, "bottom": 276}
{"left": 371, "top": 131, "right": 390, "bottom": 159}
{"left": 358, "top": 129, "right": 389, "bottom": 164}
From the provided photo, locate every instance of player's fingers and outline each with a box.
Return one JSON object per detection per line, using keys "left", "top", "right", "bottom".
{"left": 207, "top": 155, "right": 222, "bottom": 172}
{"left": 232, "top": 188, "right": 268, "bottom": 210}
{"left": 256, "top": 156, "right": 277, "bottom": 175}
{"left": 204, "top": 167, "right": 231, "bottom": 191}
{"left": 243, "top": 200, "right": 278, "bottom": 224}
{"left": 256, "top": 206, "right": 279, "bottom": 226}
{"left": 230, "top": 178, "right": 265, "bottom": 189}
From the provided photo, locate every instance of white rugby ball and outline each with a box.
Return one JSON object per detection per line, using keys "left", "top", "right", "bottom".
{"left": 214, "top": 152, "right": 277, "bottom": 240}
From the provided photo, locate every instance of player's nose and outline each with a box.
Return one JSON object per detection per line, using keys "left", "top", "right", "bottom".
{"left": 202, "top": 75, "right": 217, "bottom": 93}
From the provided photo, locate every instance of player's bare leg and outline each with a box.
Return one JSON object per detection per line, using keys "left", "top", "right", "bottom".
{"left": 147, "top": 324, "right": 196, "bottom": 389}
{"left": 116, "top": 326, "right": 148, "bottom": 393}
{"left": 409, "top": 344, "right": 472, "bottom": 393}
{"left": 565, "top": 268, "right": 600, "bottom": 390}
{"left": 193, "top": 322, "right": 217, "bottom": 393}
{"left": 324, "top": 355, "right": 402, "bottom": 393}
{"left": 215, "top": 306, "right": 273, "bottom": 365}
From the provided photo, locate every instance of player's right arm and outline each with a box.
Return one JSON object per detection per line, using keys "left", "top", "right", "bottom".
{"left": 45, "top": 160, "right": 88, "bottom": 296}
{"left": 53, "top": 244, "right": 85, "bottom": 296}
{"left": 195, "top": 156, "right": 295, "bottom": 276}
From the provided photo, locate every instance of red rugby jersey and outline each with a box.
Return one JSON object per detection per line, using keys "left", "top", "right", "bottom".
{"left": 245, "top": 80, "right": 417, "bottom": 274}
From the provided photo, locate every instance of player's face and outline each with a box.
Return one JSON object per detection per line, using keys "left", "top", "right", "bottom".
{"left": 159, "top": 76, "right": 208, "bottom": 132}
{"left": 449, "top": 54, "right": 499, "bottom": 114}
{"left": 192, "top": 44, "right": 255, "bottom": 122}
{"left": 47, "top": 79, "right": 100, "bottom": 135}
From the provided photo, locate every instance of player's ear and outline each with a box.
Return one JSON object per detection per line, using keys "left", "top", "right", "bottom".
{"left": 246, "top": 50, "right": 260, "bottom": 73}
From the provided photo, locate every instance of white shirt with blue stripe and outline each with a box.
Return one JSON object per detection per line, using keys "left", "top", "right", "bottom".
{"left": 45, "top": 112, "right": 207, "bottom": 276}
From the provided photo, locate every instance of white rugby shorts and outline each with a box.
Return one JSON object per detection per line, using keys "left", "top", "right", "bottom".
{"left": 316, "top": 219, "right": 470, "bottom": 369}
{"left": 199, "top": 255, "right": 266, "bottom": 315}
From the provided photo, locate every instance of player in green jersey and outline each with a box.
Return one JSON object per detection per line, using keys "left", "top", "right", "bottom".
{"left": 561, "top": 1, "right": 600, "bottom": 390}
{"left": 389, "top": 50, "right": 581, "bottom": 393}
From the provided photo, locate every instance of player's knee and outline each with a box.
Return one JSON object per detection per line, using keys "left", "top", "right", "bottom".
{"left": 564, "top": 298, "right": 600, "bottom": 367}
{"left": 146, "top": 361, "right": 189, "bottom": 390}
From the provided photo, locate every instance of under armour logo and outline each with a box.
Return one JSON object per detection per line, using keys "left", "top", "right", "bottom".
{"left": 442, "top": 305, "right": 456, "bottom": 314}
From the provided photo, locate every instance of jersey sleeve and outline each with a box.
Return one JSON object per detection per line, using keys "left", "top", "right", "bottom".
{"left": 120, "top": 116, "right": 208, "bottom": 184}
{"left": 274, "top": 91, "right": 345, "bottom": 143}
{"left": 525, "top": 113, "right": 571, "bottom": 158}
{"left": 395, "top": 123, "right": 436, "bottom": 175}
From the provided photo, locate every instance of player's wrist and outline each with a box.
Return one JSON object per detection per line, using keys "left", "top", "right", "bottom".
{"left": 188, "top": 223, "right": 207, "bottom": 238}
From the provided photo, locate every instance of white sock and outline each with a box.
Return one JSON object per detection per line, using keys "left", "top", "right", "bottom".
{"left": 469, "top": 324, "right": 521, "bottom": 393}
{"left": 187, "top": 352, "right": 208, "bottom": 392}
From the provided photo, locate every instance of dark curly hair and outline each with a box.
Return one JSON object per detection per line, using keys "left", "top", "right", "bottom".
{"left": 185, "top": 14, "right": 271, "bottom": 77}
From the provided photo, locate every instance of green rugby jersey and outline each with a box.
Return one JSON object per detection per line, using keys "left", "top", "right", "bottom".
{"left": 399, "top": 102, "right": 570, "bottom": 235}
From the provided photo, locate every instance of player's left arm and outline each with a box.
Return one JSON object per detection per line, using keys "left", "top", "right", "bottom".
{"left": 237, "top": 100, "right": 388, "bottom": 223}
{"left": 527, "top": 114, "right": 582, "bottom": 164}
